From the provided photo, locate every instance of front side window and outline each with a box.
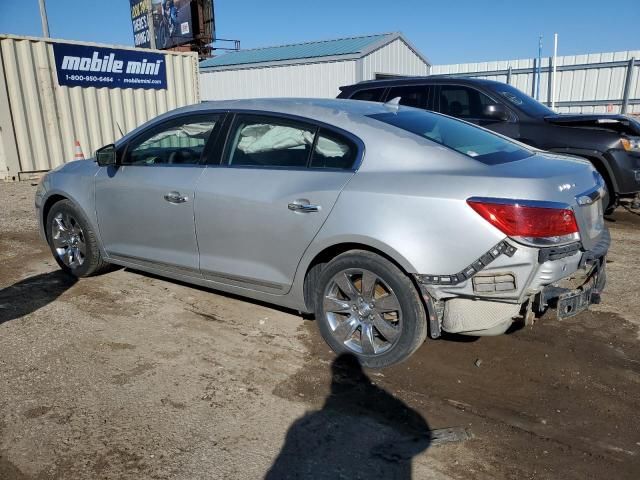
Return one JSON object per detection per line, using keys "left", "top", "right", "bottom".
{"left": 439, "top": 85, "right": 495, "bottom": 119}
{"left": 226, "top": 116, "right": 316, "bottom": 168}
{"left": 124, "top": 116, "right": 219, "bottom": 165}
{"left": 387, "top": 85, "right": 429, "bottom": 109}
{"left": 369, "top": 109, "right": 533, "bottom": 165}
{"left": 491, "top": 83, "right": 554, "bottom": 117}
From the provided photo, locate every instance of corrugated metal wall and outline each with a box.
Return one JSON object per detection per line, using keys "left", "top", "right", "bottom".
{"left": 199, "top": 38, "right": 430, "bottom": 101}
{"left": 0, "top": 35, "right": 200, "bottom": 179}
{"left": 200, "top": 60, "right": 357, "bottom": 100}
{"left": 360, "top": 38, "right": 429, "bottom": 80}
{"left": 432, "top": 50, "right": 640, "bottom": 115}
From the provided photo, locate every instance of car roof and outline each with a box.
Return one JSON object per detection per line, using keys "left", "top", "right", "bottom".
{"left": 117, "top": 98, "right": 421, "bottom": 147}
{"left": 340, "top": 76, "right": 506, "bottom": 91}
{"left": 181, "top": 97, "right": 393, "bottom": 117}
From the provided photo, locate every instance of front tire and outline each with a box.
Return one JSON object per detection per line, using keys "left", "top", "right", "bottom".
{"left": 46, "top": 200, "right": 110, "bottom": 277}
{"left": 314, "top": 250, "right": 427, "bottom": 368}
{"left": 602, "top": 181, "right": 616, "bottom": 215}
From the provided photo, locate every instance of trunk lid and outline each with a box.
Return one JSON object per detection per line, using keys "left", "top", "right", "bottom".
{"left": 476, "top": 153, "right": 606, "bottom": 250}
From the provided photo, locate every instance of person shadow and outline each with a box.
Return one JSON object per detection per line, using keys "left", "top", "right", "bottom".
{"left": 266, "top": 353, "right": 432, "bottom": 480}
{"left": 0, "top": 270, "right": 77, "bottom": 325}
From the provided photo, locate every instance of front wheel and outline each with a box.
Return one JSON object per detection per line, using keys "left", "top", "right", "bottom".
{"left": 602, "top": 181, "right": 616, "bottom": 215}
{"left": 46, "top": 200, "right": 110, "bottom": 277}
{"left": 314, "top": 250, "right": 428, "bottom": 368}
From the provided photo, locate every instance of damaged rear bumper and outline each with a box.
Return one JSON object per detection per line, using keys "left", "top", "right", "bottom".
{"left": 416, "top": 229, "right": 610, "bottom": 337}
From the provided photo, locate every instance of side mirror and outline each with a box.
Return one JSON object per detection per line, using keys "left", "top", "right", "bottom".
{"left": 483, "top": 104, "right": 510, "bottom": 122}
{"left": 96, "top": 144, "right": 117, "bottom": 166}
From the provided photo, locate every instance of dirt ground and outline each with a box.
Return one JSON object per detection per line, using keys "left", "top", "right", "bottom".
{"left": 1, "top": 181, "right": 639, "bottom": 480}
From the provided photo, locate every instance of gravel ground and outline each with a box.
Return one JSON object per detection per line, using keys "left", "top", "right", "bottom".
{"left": 1, "top": 181, "right": 639, "bottom": 479}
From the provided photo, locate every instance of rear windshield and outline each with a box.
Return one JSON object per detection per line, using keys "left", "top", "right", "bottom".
{"left": 368, "top": 109, "right": 533, "bottom": 165}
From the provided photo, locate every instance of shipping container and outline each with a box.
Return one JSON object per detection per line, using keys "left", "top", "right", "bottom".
{"left": 0, "top": 34, "right": 200, "bottom": 180}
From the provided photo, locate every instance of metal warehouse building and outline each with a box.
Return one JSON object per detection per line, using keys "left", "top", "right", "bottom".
{"left": 199, "top": 32, "right": 430, "bottom": 100}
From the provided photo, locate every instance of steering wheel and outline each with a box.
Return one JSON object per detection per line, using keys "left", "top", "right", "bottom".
{"left": 168, "top": 148, "right": 199, "bottom": 164}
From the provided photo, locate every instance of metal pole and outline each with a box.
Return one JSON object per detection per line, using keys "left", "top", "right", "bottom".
{"left": 38, "top": 0, "right": 50, "bottom": 38}
{"left": 621, "top": 57, "right": 636, "bottom": 114}
{"left": 551, "top": 33, "right": 558, "bottom": 109}
{"left": 147, "top": 0, "right": 157, "bottom": 49}
{"left": 531, "top": 58, "right": 537, "bottom": 97}
{"left": 547, "top": 56, "right": 553, "bottom": 106}
{"left": 535, "top": 35, "right": 542, "bottom": 100}
{"left": 506, "top": 66, "right": 512, "bottom": 85}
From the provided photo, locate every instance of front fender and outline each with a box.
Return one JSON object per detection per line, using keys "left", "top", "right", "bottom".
{"left": 38, "top": 160, "right": 103, "bottom": 253}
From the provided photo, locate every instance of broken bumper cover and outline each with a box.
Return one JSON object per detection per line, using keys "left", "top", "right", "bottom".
{"left": 417, "top": 228, "right": 610, "bottom": 336}
{"left": 542, "top": 252, "right": 607, "bottom": 320}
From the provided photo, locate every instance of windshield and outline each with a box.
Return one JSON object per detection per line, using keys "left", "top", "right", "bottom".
{"left": 488, "top": 83, "right": 554, "bottom": 117}
{"left": 369, "top": 109, "right": 533, "bottom": 165}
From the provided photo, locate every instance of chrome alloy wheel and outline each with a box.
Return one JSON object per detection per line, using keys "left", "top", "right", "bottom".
{"left": 323, "top": 268, "right": 402, "bottom": 355}
{"left": 51, "top": 212, "right": 86, "bottom": 269}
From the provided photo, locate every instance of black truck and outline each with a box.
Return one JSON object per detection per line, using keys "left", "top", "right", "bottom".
{"left": 338, "top": 77, "right": 640, "bottom": 212}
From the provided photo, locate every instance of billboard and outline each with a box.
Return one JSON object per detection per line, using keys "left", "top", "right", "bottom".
{"left": 52, "top": 43, "right": 167, "bottom": 90}
{"left": 129, "top": 1, "right": 215, "bottom": 54}
{"left": 130, "top": 0, "right": 152, "bottom": 48}
{"left": 151, "top": 0, "right": 195, "bottom": 49}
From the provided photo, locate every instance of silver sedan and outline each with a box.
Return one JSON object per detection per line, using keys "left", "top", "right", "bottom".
{"left": 35, "top": 99, "right": 608, "bottom": 367}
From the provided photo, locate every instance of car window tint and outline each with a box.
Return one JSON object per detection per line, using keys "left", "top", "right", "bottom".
{"left": 227, "top": 116, "right": 316, "bottom": 168}
{"left": 387, "top": 85, "right": 428, "bottom": 109}
{"left": 439, "top": 86, "right": 495, "bottom": 119}
{"left": 369, "top": 109, "right": 533, "bottom": 165}
{"left": 349, "top": 88, "right": 386, "bottom": 102}
{"left": 493, "top": 83, "right": 554, "bottom": 117}
{"left": 125, "top": 117, "right": 218, "bottom": 166}
{"left": 309, "top": 129, "right": 358, "bottom": 170}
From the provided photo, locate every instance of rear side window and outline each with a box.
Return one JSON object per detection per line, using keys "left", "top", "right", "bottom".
{"left": 310, "top": 129, "right": 358, "bottom": 170}
{"left": 349, "top": 88, "right": 386, "bottom": 102}
{"left": 369, "top": 109, "right": 532, "bottom": 165}
{"left": 226, "top": 115, "right": 316, "bottom": 168}
{"left": 387, "top": 85, "right": 429, "bottom": 109}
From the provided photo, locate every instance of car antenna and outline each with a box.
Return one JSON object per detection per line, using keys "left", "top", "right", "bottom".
{"left": 116, "top": 121, "right": 124, "bottom": 138}
{"left": 384, "top": 97, "right": 402, "bottom": 110}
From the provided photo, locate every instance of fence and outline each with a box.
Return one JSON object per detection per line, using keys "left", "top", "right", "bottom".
{"left": 431, "top": 50, "right": 640, "bottom": 115}
{"left": 0, "top": 35, "right": 200, "bottom": 180}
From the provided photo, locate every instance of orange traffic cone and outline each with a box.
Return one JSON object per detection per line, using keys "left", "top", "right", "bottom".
{"left": 73, "top": 140, "right": 85, "bottom": 161}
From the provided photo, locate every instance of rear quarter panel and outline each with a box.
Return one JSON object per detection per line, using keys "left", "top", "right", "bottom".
{"left": 304, "top": 169, "right": 506, "bottom": 277}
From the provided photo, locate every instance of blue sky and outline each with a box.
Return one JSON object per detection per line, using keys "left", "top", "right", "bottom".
{"left": 0, "top": 0, "right": 638, "bottom": 64}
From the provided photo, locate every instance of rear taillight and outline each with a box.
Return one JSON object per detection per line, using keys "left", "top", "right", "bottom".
{"left": 467, "top": 198, "right": 579, "bottom": 245}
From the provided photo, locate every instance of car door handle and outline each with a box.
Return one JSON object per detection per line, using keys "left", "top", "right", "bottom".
{"left": 288, "top": 200, "right": 321, "bottom": 213}
{"left": 164, "top": 191, "right": 189, "bottom": 204}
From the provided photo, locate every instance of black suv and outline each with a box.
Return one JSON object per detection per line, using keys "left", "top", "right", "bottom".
{"left": 338, "top": 77, "right": 640, "bottom": 212}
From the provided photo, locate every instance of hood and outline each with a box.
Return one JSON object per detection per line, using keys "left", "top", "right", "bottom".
{"left": 544, "top": 114, "right": 640, "bottom": 136}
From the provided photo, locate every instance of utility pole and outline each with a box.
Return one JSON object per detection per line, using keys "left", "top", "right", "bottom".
{"left": 147, "top": 0, "right": 157, "bottom": 49}
{"left": 38, "top": 0, "right": 50, "bottom": 38}
{"left": 551, "top": 33, "right": 558, "bottom": 110}
{"left": 535, "top": 35, "right": 543, "bottom": 100}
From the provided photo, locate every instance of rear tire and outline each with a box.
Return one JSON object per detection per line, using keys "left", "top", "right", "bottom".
{"left": 314, "top": 250, "right": 427, "bottom": 368}
{"left": 46, "top": 200, "right": 111, "bottom": 277}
